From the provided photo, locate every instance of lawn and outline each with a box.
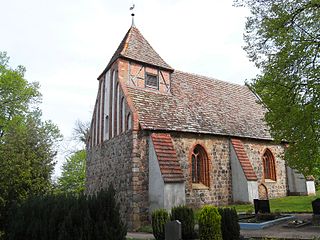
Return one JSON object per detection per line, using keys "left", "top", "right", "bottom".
{"left": 229, "top": 190, "right": 320, "bottom": 213}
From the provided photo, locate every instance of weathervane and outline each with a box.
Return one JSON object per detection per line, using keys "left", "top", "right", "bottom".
{"left": 130, "top": 2, "right": 135, "bottom": 26}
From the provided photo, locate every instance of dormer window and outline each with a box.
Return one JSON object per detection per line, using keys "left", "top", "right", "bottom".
{"left": 145, "top": 72, "right": 158, "bottom": 89}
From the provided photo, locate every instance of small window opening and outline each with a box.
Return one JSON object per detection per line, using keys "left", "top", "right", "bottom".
{"left": 145, "top": 73, "right": 158, "bottom": 89}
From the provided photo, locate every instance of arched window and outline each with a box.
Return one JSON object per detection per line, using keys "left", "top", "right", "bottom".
{"left": 262, "top": 149, "right": 276, "bottom": 181}
{"left": 116, "top": 83, "right": 120, "bottom": 135}
{"left": 121, "top": 97, "right": 125, "bottom": 132}
{"left": 126, "top": 113, "right": 132, "bottom": 130}
{"left": 110, "top": 70, "right": 115, "bottom": 138}
{"left": 191, "top": 144, "right": 210, "bottom": 187}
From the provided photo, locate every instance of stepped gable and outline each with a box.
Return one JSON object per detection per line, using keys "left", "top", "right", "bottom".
{"left": 103, "top": 26, "right": 173, "bottom": 75}
{"left": 127, "top": 70, "right": 272, "bottom": 140}
{"left": 231, "top": 138, "right": 258, "bottom": 181}
{"left": 151, "top": 133, "right": 184, "bottom": 183}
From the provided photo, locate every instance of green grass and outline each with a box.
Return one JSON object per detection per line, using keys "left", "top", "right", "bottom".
{"left": 229, "top": 190, "right": 320, "bottom": 213}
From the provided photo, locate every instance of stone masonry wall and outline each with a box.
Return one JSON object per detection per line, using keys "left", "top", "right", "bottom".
{"left": 85, "top": 129, "right": 150, "bottom": 230}
{"left": 130, "top": 130, "right": 149, "bottom": 229}
{"left": 170, "top": 132, "right": 232, "bottom": 208}
{"left": 86, "top": 129, "right": 287, "bottom": 229}
{"left": 242, "top": 139, "right": 287, "bottom": 199}
{"left": 86, "top": 130, "right": 134, "bottom": 229}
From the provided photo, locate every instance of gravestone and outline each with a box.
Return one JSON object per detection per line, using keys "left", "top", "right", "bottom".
{"left": 165, "top": 220, "right": 182, "bottom": 240}
{"left": 312, "top": 198, "right": 320, "bottom": 215}
{"left": 254, "top": 199, "right": 270, "bottom": 214}
{"left": 312, "top": 198, "right": 320, "bottom": 225}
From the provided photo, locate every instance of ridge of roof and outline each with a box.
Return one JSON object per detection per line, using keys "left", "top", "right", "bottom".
{"left": 173, "top": 69, "right": 248, "bottom": 89}
{"left": 99, "top": 26, "right": 173, "bottom": 79}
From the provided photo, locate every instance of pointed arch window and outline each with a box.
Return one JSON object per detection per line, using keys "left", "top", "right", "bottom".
{"left": 121, "top": 97, "right": 125, "bottom": 132}
{"left": 126, "top": 113, "right": 132, "bottom": 130}
{"left": 191, "top": 145, "right": 210, "bottom": 187}
{"left": 263, "top": 149, "right": 276, "bottom": 181}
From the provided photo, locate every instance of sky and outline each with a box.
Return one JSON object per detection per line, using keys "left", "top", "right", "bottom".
{"left": 0, "top": 0, "right": 258, "bottom": 177}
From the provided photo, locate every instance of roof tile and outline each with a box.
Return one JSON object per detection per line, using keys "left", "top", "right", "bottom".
{"left": 128, "top": 70, "right": 272, "bottom": 140}
{"left": 231, "top": 138, "right": 258, "bottom": 181}
{"left": 151, "top": 133, "right": 185, "bottom": 183}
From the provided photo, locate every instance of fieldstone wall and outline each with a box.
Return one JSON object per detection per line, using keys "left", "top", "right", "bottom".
{"left": 242, "top": 139, "right": 287, "bottom": 199}
{"left": 86, "top": 130, "right": 134, "bottom": 229}
{"left": 170, "top": 132, "right": 232, "bottom": 207}
{"left": 86, "top": 129, "right": 287, "bottom": 229}
{"left": 86, "top": 129, "right": 149, "bottom": 230}
{"left": 130, "top": 130, "right": 149, "bottom": 229}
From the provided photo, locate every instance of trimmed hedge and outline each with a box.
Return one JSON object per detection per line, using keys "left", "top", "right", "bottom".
{"left": 171, "top": 205, "right": 195, "bottom": 239}
{"left": 151, "top": 209, "right": 169, "bottom": 240}
{"left": 6, "top": 186, "right": 126, "bottom": 240}
{"left": 218, "top": 208, "right": 240, "bottom": 240}
{"left": 198, "top": 206, "right": 222, "bottom": 240}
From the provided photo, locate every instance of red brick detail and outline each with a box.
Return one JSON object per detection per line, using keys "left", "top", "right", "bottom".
{"left": 151, "top": 133, "right": 185, "bottom": 183}
{"left": 231, "top": 139, "right": 258, "bottom": 181}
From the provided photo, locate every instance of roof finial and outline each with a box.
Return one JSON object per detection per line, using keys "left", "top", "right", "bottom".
{"left": 129, "top": 3, "right": 135, "bottom": 27}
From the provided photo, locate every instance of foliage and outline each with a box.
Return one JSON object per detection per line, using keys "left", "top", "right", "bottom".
{"left": 151, "top": 209, "right": 169, "bottom": 240}
{"left": 230, "top": 190, "right": 320, "bottom": 213}
{"left": 0, "top": 52, "right": 62, "bottom": 234}
{"left": 6, "top": 186, "right": 126, "bottom": 240}
{"left": 198, "top": 206, "right": 222, "bottom": 240}
{"left": 170, "top": 205, "right": 195, "bottom": 239}
{"left": 218, "top": 208, "right": 240, "bottom": 240}
{"left": 233, "top": 0, "right": 320, "bottom": 176}
{"left": 57, "top": 150, "right": 86, "bottom": 194}
{"left": 0, "top": 52, "right": 40, "bottom": 137}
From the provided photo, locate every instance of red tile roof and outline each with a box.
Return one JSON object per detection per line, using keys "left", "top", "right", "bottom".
{"left": 151, "top": 133, "right": 185, "bottom": 183}
{"left": 101, "top": 26, "right": 173, "bottom": 77}
{"left": 231, "top": 139, "right": 258, "bottom": 181}
{"left": 127, "top": 70, "right": 272, "bottom": 140}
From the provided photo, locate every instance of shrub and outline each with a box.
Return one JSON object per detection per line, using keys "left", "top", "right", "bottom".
{"left": 151, "top": 209, "right": 169, "bottom": 240}
{"left": 198, "top": 206, "right": 222, "bottom": 240}
{"left": 218, "top": 208, "right": 240, "bottom": 240}
{"left": 171, "top": 205, "right": 195, "bottom": 239}
{"left": 6, "top": 186, "right": 126, "bottom": 240}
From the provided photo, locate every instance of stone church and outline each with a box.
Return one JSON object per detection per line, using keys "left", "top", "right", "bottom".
{"left": 85, "top": 23, "right": 312, "bottom": 230}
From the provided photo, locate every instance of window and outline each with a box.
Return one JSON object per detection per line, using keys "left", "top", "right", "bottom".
{"left": 121, "top": 97, "right": 125, "bottom": 132}
{"left": 191, "top": 145, "right": 210, "bottom": 187}
{"left": 145, "top": 73, "right": 158, "bottom": 89}
{"left": 126, "top": 113, "right": 132, "bottom": 130}
{"left": 262, "top": 149, "right": 276, "bottom": 181}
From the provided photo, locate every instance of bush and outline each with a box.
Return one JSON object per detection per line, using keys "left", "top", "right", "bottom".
{"left": 171, "top": 205, "right": 195, "bottom": 239}
{"left": 151, "top": 209, "right": 169, "bottom": 240}
{"left": 6, "top": 186, "right": 126, "bottom": 240}
{"left": 218, "top": 208, "right": 240, "bottom": 240}
{"left": 198, "top": 206, "right": 222, "bottom": 240}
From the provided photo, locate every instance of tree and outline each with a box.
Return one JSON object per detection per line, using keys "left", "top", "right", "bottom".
{"left": 56, "top": 120, "right": 89, "bottom": 194}
{"left": 234, "top": 0, "right": 320, "bottom": 175}
{"left": 57, "top": 150, "right": 86, "bottom": 194}
{"left": 0, "top": 52, "right": 40, "bottom": 138}
{"left": 0, "top": 52, "right": 62, "bottom": 232}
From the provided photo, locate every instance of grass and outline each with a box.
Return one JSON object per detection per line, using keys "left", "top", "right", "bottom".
{"left": 229, "top": 190, "right": 320, "bottom": 213}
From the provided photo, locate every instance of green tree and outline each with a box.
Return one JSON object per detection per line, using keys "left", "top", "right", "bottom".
{"left": 57, "top": 150, "right": 86, "bottom": 194}
{"left": 0, "top": 52, "right": 40, "bottom": 138}
{"left": 0, "top": 52, "right": 62, "bottom": 233}
{"left": 235, "top": 0, "right": 320, "bottom": 175}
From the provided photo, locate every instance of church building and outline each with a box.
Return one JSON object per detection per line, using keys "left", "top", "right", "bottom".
{"left": 85, "top": 22, "right": 311, "bottom": 230}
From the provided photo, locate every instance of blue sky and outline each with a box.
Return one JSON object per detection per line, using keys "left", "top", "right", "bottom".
{"left": 0, "top": 0, "right": 257, "bottom": 176}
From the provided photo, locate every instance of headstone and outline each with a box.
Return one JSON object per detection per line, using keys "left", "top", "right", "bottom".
{"left": 312, "top": 198, "right": 320, "bottom": 215}
{"left": 165, "top": 220, "right": 182, "bottom": 240}
{"left": 254, "top": 199, "right": 270, "bottom": 214}
{"left": 311, "top": 199, "right": 320, "bottom": 226}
